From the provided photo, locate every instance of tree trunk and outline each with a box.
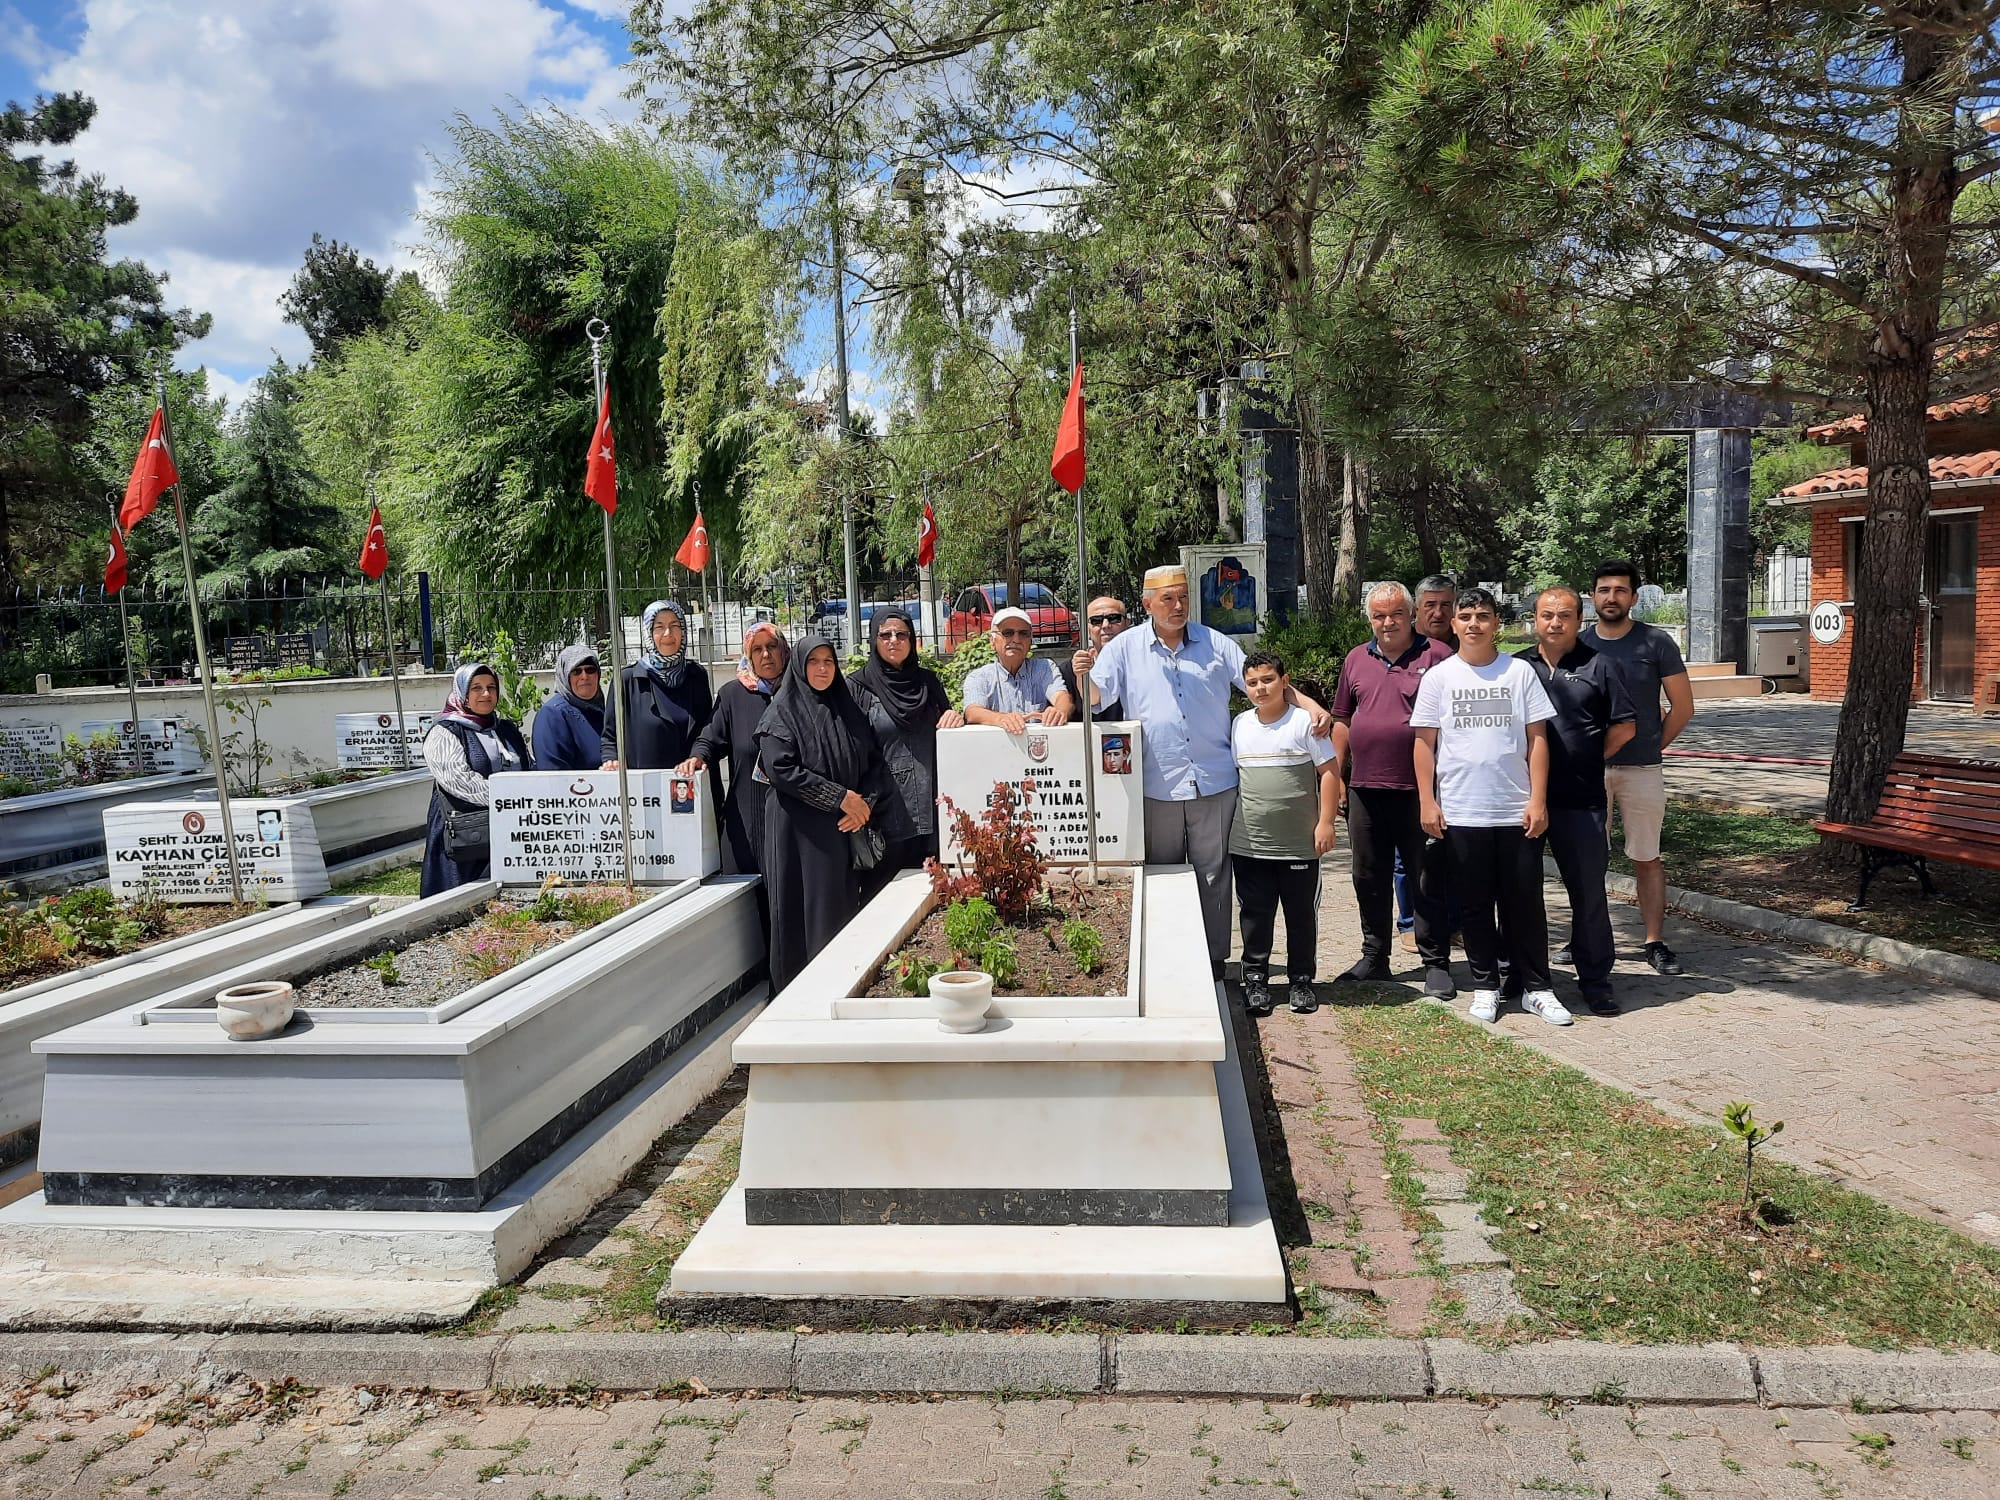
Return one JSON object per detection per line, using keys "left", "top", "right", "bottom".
{"left": 1293, "top": 387, "right": 1340, "bottom": 620}
{"left": 1409, "top": 477, "right": 1443, "bottom": 577}
{"left": 1821, "top": 24, "right": 1956, "bottom": 830}
{"left": 1332, "top": 452, "right": 1371, "bottom": 611}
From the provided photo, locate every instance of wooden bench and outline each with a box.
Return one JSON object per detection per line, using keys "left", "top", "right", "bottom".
{"left": 1815, "top": 753, "right": 2000, "bottom": 907}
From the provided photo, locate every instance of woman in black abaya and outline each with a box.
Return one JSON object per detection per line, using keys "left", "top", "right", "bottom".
{"left": 679, "top": 621, "right": 789, "bottom": 876}
{"left": 849, "top": 607, "right": 961, "bottom": 896}
{"left": 756, "top": 635, "right": 886, "bottom": 992}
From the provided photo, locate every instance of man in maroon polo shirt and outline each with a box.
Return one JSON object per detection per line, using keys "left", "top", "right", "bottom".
{"left": 1331, "top": 581, "right": 1456, "bottom": 996}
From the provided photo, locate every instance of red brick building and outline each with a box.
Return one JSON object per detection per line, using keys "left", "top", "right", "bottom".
{"left": 1777, "top": 391, "right": 2000, "bottom": 705}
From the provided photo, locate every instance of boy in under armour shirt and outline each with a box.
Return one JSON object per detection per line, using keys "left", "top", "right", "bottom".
{"left": 1229, "top": 651, "right": 1341, "bottom": 1017}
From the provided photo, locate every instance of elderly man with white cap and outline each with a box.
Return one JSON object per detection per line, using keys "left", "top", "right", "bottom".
{"left": 1090, "top": 564, "right": 1330, "bottom": 977}
{"left": 962, "top": 606, "right": 1075, "bottom": 734}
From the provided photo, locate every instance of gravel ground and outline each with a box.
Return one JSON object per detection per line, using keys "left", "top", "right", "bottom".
{"left": 288, "top": 925, "right": 498, "bottom": 1009}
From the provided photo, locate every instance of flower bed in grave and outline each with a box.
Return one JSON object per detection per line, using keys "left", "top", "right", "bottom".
{"left": 0, "top": 887, "right": 257, "bottom": 993}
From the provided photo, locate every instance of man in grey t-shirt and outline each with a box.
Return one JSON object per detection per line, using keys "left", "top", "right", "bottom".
{"left": 1581, "top": 559, "right": 1694, "bottom": 977}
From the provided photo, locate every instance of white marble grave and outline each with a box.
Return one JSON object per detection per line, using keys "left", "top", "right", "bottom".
{"left": 489, "top": 768, "right": 720, "bottom": 885}
{"left": 934, "top": 721, "right": 1144, "bottom": 865}
{"left": 0, "top": 723, "right": 62, "bottom": 781}
{"left": 77, "top": 717, "right": 206, "bottom": 773}
{"left": 334, "top": 711, "right": 434, "bottom": 768}
{"left": 104, "top": 798, "right": 330, "bottom": 902}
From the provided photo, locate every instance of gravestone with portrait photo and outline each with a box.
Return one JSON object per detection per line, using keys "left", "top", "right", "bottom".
{"left": 334, "top": 712, "right": 436, "bottom": 769}
{"left": 102, "top": 798, "right": 330, "bottom": 902}
{"left": 934, "top": 722, "right": 1145, "bottom": 865}
{"left": 488, "top": 768, "right": 720, "bottom": 885}
{"left": 77, "top": 718, "right": 207, "bottom": 774}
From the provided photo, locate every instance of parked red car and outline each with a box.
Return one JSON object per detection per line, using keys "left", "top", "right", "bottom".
{"left": 943, "top": 583, "right": 1079, "bottom": 654}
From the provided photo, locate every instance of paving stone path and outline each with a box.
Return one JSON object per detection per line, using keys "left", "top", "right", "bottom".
{"left": 2, "top": 1367, "right": 1997, "bottom": 1499}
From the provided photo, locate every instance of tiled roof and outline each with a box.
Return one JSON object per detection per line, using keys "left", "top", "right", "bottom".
{"left": 1779, "top": 449, "right": 2000, "bottom": 499}
{"left": 1806, "top": 390, "right": 2000, "bottom": 442}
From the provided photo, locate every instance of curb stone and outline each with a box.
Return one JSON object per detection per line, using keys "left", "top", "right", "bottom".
{"left": 1112, "top": 1336, "right": 1429, "bottom": 1399}
{"left": 792, "top": 1332, "right": 1104, "bottom": 1395}
{"left": 2, "top": 1330, "right": 1998, "bottom": 1410}
{"left": 1753, "top": 1346, "right": 2000, "bottom": 1411}
{"left": 1429, "top": 1338, "right": 1757, "bottom": 1404}
{"left": 493, "top": 1330, "right": 795, "bottom": 1393}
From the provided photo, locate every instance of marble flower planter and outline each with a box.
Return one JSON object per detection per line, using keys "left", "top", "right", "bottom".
{"left": 0, "top": 772, "right": 203, "bottom": 881}
{"left": 0, "top": 899, "right": 375, "bottom": 1160}
{"left": 668, "top": 866, "right": 1287, "bottom": 1316}
{"left": 31, "top": 876, "right": 764, "bottom": 1212}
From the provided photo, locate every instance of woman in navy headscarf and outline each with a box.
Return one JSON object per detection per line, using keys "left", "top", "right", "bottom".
{"left": 600, "top": 600, "right": 714, "bottom": 772}
{"left": 420, "top": 661, "right": 533, "bottom": 897}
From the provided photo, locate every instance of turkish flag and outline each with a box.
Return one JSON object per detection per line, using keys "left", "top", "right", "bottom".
{"left": 358, "top": 504, "right": 389, "bottom": 580}
{"left": 584, "top": 383, "right": 616, "bottom": 515}
{"left": 917, "top": 500, "right": 937, "bottom": 567}
{"left": 1050, "top": 363, "right": 1085, "bottom": 494}
{"left": 119, "top": 406, "right": 179, "bottom": 531}
{"left": 104, "top": 524, "right": 128, "bottom": 595}
{"left": 675, "top": 509, "right": 711, "bottom": 571}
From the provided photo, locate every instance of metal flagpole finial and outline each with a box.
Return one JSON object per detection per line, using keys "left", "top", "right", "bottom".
{"left": 586, "top": 317, "right": 609, "bottom": 352}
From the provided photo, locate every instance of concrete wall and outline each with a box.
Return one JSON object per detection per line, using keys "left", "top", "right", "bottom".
{"left": 0, "top": 663, "right": 739, "bottom": 776}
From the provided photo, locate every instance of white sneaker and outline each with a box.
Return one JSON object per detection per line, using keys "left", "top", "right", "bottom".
{"left": 1468, "top": 989, "right": 1500, "bottom": 1023}
{"left": 1522, "top": 990, "right": 1574, "bottom": 1026}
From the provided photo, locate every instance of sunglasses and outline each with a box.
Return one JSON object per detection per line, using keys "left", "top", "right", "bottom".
{"left": 877, "top": 629, "right": 912, "bottom": 641}
{"left": 997, "top": 627, "right": 1033, "bottom": 639}
{"left": 1087, "top": 612, "right": 1126, "bottom": 627}
{"left": 572, "top": 664, "right": 601, "bottom": 675}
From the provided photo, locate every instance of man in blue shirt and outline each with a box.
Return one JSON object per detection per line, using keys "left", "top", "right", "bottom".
{"left": 1092, "top": 564, "right": 1329, "bottom": 977}
{"left": 963, "top": 608, "right": 1075, "bottom": 734}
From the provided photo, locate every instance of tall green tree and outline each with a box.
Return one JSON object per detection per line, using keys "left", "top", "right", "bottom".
{"left": 0, "top": 93, "right": 207, "bottom": 587}
{"left": 1368, "top": 0, "right": 2000, "bottom": 824}
{"left": 279, "top": 233, "right": 394, "bottom": 362}
{"left": 192, "top": 359, "right": 341, "bottom": 590}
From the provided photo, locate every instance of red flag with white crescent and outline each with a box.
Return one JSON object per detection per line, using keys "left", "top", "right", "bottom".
{"left": 584, "top": 382, "right": 616, "bottom": 515}
{"left": 104, "top": 524, "right": 128, "bottom": 595}
{"left": 358, "top": 504, "right": 389, "bottom": 580}
{"left": 675, "top": 509, "right": 711, "bottom": 571}
{"left": 119, "top": 406, "right": 179, "bottom": 532}
{"left": 1049, "top": 362, "right": 1085, "bottom": 494}
{"left": 917, "top": 500, "right": 937, "bottom": 567}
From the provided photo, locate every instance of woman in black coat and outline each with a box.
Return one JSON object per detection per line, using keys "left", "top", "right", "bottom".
{"left": 678, "top": 621, "right": 788, "bottom": 876}
{"left": 420, "top": 662, "right": 533, "bottom": 897}
{"left": 756, "top": 635, "right": 886, "bottom": 993}
{"left": 600, "top": 600, "right": 713, "bottom": 771}
{"left": 848, "top": 606, "right": 962, "bottom": 897}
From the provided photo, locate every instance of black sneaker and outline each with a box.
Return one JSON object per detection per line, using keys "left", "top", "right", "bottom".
{"left": 1244, "top": 977, "right": 1276, "bottom": 1017}
{"left": 1423, "top": 966, "right": 1457, "bottom": 1000}
{"left": 1335, "top": 958, "right": 1393, "bottom": 984}
{"left": 1643, "top": 941, "right": 1683, "bottom": 977}
{"left": 1288, "top": 980, "right": 1319, "bottom": 1014}
{"left": 1580, "top": 986, "right": 1619, "bottom": 1016}
{"left": 1554, "top": 943, "right": 1574, "bottom": 966}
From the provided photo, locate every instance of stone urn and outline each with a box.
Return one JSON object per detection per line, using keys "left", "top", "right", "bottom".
{"left": 215, "top": 980, "right": 295, "bottom": 1041}
{"left": 926, "top": 970, "right": 995, "bottom": 1034}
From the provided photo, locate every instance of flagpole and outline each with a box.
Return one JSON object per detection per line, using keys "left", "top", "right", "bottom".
{"left": 1068, "top": 289, "right": 1100, "bottom": 885}
{"left": 107, "top": 494, "right": 142, "bottom": 734}
{"left": 156, "top": 352, "right": 245, "bottom": 904}
{"left": 367, "top": 473, "right": 412, "bottom": 771}
{"left": 918, "top": 477, "right": 935, "bottom": 651}
{"left": 588, "top": 320, "right": 637, "bottom": 888}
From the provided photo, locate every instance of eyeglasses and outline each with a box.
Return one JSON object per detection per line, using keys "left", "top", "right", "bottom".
{"left": 997, "top": 628, "right": 1032, "bottom": 639}
{"left": 877, "top": 630, "right": 912, "bottom": 641}
{"left": 1087, "top": 613, "right": 1126, "bottom": 627}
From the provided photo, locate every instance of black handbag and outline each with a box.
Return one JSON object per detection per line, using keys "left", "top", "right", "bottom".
{"left": 849, "top": 824, "right": 886, "bottom": 871}
{"left": 443, "top": 807, "right": 491, "bottom": 861}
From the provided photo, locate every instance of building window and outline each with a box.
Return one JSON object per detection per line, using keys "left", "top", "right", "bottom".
{"left": 1841, "top": 518, "right": 1865, "bottom": 595}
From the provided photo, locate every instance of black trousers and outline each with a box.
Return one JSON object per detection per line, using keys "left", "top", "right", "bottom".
{"left": 1233, "top": 854, "right": 1322, "bottom": 982}
{"left": 1444, "top": 823, "right": 1550, "bottom": 991}
{"left": 1546, "top": 805, "right": 1615, "bottom": 989}
{"left": 1347, "top": 787, "right": 1450, "bottom": 967}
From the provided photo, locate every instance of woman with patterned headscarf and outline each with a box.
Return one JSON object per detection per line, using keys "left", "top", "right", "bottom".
{"left": 679, "top": 620, "right": 789, "bottom": 876}
{"left": 420, "top": 661, "right": 533, "bottom": 897}
{"left": 599, "top": 599, "right": 714, "bottom": 774}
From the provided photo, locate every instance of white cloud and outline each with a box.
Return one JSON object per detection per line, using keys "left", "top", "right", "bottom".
{"left": 197, "top": 365, "right": 258, "bottom": 412}
{"left": 33, "top": 0, "right": 642, "bottom": 379}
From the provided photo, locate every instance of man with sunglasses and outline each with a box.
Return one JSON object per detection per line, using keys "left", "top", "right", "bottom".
{"left": 963, "top": 607, "right": 1076, "bottom": 734}
{"left": 1059, "top": 596, "right": 1130, "bottom": 724}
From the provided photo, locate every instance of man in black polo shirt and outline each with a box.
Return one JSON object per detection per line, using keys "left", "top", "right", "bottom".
{"left": 1512, "top": 585, "right": 1634, "bottom": 1014}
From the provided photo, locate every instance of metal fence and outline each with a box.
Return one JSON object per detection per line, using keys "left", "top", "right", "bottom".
{"left": 1749, "top": 549, "right": 1811, "bottom": 618}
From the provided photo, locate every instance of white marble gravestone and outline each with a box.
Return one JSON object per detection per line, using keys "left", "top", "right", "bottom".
{"left": 934, "top": 722, "right": 1144, "bottom": 865}
{"left": 0, "top": 724, "right": 62, "bottom": 782}
{"left": 77, "top": 718, "right": 206, "bottom": 774}
{"left": 489, "top": 768, "right": 720, "bottom": 885}
{"left": 103, "top": 799, "right": 330, "bottom": 902}
{"left": 334, "top": 711, "right": 435, "bottom": 769}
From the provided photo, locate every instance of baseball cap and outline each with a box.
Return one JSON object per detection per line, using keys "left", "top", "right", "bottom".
{"left": 990, "top": 607, "right": 1034, "bottom": 630}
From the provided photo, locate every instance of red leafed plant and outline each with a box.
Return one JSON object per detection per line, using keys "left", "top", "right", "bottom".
{"left": 926, "top": 779, "right": 1049, "bottom": 923}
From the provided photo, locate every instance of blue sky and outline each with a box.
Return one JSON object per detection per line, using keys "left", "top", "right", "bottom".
{"left": 0, "top": 0, "right": 888, "bottom": 414}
